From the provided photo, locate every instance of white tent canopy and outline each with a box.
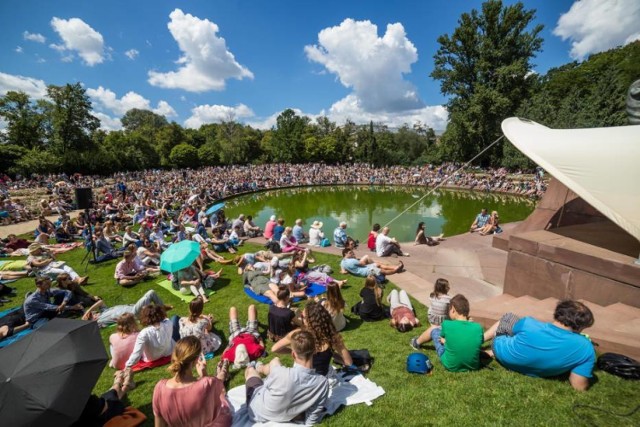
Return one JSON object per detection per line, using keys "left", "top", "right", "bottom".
{"left": 501, "top": 117, "right": 640, "bottom": 243}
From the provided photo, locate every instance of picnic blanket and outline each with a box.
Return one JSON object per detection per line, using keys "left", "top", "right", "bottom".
{"left": 226, "top": 370, "right": 385, "bottom": 426}
{"left": 131, "top": 355, "right": 171, "bottom": 372}
{"left": 243, "top": 283, "right": 326, "bottom": 305}
{"left": 157, "top": 279, "right": 214, "bottom": 303}
{"left": 0, "top": 260, "right": 27, "bottom": 271}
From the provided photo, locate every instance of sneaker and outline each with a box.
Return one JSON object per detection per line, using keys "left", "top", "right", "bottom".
{"left": 410, "top": 337, "right": 420, "bottom": 351}
{"left": 403, "top": 252, "right": 410, "bottom": 257}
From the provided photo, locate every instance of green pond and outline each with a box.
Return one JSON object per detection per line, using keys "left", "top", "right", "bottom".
{"left": 223, "top": 186, "right": 536, "bottom": 243}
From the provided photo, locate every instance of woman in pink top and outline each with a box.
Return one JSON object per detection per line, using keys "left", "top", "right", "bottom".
{"left": 153, "top": 336, "right": 232, "bottom": 427}
{"left": 109, "top": 313, "right": 139, "bottom": 370}
{"left": 263, "top": 215, "right": 276, "bottom": 240}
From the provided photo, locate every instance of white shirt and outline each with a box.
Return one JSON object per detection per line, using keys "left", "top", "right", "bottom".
{"left": 308, "top": 228, "right": 324, "bottom": 246}
{"left": 125, "top": 318, "right": 174, "bottom": 368}
{"left": 376, "top": 233, "right": 393, "bottom": 257}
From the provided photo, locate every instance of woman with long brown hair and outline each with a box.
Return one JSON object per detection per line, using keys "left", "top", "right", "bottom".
{"left": 272, "top": 301, "right": 353, "bottom": 376}
{"left": 152, "top": 336, "right": 232, "bottom": 427}
{"left": 320, "top": 282, "right": 347, "bottom": 331}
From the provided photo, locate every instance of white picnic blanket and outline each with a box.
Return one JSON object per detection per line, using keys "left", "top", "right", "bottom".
{"left": 227, "top": 372, "right": 385, "bottom": 426}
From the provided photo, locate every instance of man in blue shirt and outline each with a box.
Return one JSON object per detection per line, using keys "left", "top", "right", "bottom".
{"left": 24, "top": 277, "right": 83, "bottom": 328}
{"left": 339, "top": 249, "right": 403, "bottom": 277}
{"left": 333, "top": 222, "right": 348, "bottom": 248}
{"left": 484, "top": 300, "right": 596, "bottom": 391}
{"left": 292, "top": 219, "right": 308, "bottom": 244}
{"left": 469, "top": 208, "right": 490, "bottom": 232}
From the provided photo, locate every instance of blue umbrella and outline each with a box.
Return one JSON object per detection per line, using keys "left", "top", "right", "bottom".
{"left": 160, "top": 240, "right": 201, "bottom": 273}
{"left": 205, "top": 202, "right": 225, "bottom": 216}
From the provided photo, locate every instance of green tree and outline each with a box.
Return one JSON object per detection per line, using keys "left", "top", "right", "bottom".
{"left": 198, "top": 142, "right": 219, "bottom": 166}
{"left": 121, "top": 108, "right": 168, "bottom": 133}
{"left": 155, "top": 122, "right": 186, "bottom": 167}
{"left": 14, "top": 149, "right": 60, "bottom": 174}
{"left": 217, "top": 121, "right": 250, "bottom": 165}
{"left": 43, "top": 83, "right": 100, "bottom": 157}
{"left": 0, "top": 91, "right": 45, "bottom": 149}
{"left": 0, "top": 144, "right": 28, "bottom": 174}
{"left": 169, "top": 143, "right": 198, "bottom": 169}
{"left": 271, "top": 109, "right": 309, "bottom": 163}
{"left": 432, "top": 0, "right": 543, "bottom": 166}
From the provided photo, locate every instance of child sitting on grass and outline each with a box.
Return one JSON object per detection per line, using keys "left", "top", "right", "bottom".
{"left": 411, "top": 294, "right": 483, "bottom": 372}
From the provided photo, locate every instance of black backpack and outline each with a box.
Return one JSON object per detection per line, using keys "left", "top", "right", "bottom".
{"left": 597, "top": 353, "right": 640, "bottom": 380}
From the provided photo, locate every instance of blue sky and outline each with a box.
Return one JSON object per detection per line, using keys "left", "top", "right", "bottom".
{"left": 1, "top": 0, "right": 638, "bottom": 132}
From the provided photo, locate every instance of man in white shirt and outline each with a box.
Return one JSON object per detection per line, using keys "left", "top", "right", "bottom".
{"left": 376, "top": 226, "right": 409, "bottom": 257}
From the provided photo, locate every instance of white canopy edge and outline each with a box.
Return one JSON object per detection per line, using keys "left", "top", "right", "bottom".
{"left": 502, "top": 117, "right": 640, "bottom": 243}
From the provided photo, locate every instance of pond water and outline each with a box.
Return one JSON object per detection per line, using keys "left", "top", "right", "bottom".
{"left": 223, "top": 186, "right": 536, "bottom": 243}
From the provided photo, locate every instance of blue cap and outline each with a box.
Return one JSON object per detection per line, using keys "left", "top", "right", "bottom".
{"left": 407, "top": 352, "right": 433, "bottom": 374}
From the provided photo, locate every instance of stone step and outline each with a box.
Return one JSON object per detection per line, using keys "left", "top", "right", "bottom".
{"left": 605, "top": 302, "right": 640, "bottom": 320}
{"left": 612, "top": 318, "right": 640, "bottom": 335}
{"left": 578, "top": 299, "right": 628, "bottom": 330}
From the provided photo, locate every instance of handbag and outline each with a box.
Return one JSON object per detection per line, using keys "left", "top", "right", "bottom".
{"left": 597, "top": 353, "right": 640, "bottom": 380}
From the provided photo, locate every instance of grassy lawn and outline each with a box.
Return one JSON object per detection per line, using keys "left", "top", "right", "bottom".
{"left": 3, "top": 241, "right": 639, "bottom": 426}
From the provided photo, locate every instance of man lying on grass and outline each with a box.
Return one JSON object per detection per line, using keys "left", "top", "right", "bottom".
{"left": 483, "top": 300, "right": 596, "bottom": 391}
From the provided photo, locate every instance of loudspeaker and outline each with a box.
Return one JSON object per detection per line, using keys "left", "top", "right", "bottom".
{"left": 75, "top": 187, "right": 93, "bottom": 210}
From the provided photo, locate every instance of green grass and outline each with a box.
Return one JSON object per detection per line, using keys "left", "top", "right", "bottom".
{"left": 3, "top": 242, "right": 639, "bottom": 426}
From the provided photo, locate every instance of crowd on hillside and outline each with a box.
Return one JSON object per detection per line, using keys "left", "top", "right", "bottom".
{"left": 0, "top": 163, "right": 546, "bottom": 226}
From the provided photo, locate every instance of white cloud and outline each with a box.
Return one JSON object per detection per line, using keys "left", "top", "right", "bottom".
{"left": 305, "top": 19, "right": 423, "bottom": 113}
{"left": 23, "top": 31, "right": 46, "bottom": 43}
{"left": 554, "top": 0, "right": 640, "bottom": 60}
{"left": 125, "top": 49, "right": 139, "bottom": 60}
{"left": 92, "top": 112, "right": 122, "bottom": 131}
{"left": 15, "top": 46, "right": 23, "bottom": 53}
{"left": 323, "top": 95, "right": 449, "bottom": 131}
{"left": 87, "top": 86, "right": 176, "bottom": 117}
{"left": 184, "top": 103, "right": 254, "bottom": 128}
{"left": 50, "top": 17, "right": 105, "bottom": 66}
{"left": 148, "top": 9, "right": 253, "bottom": 92}
{"left": 302, "top": 18, "right": 447, "bottom": 130}
{"left": 0, "top": 72, "right": 48, "bottom": 99}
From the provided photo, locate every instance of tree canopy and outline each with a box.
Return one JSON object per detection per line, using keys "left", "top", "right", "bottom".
{"left": 432, "top": 0, "right": 543, "bottom": 167}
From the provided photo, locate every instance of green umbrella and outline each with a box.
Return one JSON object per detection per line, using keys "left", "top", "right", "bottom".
{"left": 160, "top": 240, "right": 201, "bottom": 273}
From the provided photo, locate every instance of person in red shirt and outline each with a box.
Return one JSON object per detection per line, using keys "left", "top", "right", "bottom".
{"left": 221, "top": 305, "right": 265, "bottom": 369}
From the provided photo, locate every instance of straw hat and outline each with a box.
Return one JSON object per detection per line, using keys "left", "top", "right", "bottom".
{"left": 28, "top": 243, "right": 42, "bottom": 254}
{"left": 311, "top": 220, "right": 323, "bottom": 229}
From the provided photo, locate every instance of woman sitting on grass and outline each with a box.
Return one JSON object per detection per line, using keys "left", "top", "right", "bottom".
{"left": 272, "top": 301, "right": 353, "bottom": 376}
{"left": 357, "top": 276, "right": 389, "bottom": 322}
{"left": 267, "top": 287, "right": 296, "bottom": 342}
{"left": 179, "top": 297, "right": 222, "bottom": 355}
{"left": 319, "top": 282, "right": 347, "bottom": 332}
{"left": 176, "top": 263, "right": 210, "bottom": 303}
{"left": 153, "top": 336, "right": 232, "bottom": 427}
{"left": 124, "top": 304, "right": 175, "bottom": 373}
{"left": 109, "top": 313, "right": 139, "bottom": 370}
{"left": 56, "top": 273, "right": 100, "bottom": 308}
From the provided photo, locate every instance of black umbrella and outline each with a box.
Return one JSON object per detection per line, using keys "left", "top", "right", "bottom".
{"left": 0, "top": 318, "right": 108, "bottom": 427}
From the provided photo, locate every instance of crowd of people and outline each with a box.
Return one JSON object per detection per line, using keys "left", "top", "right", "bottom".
{"left": 0, "top": 163, "right": 547, "bottom": 226}
{"left": 0, "top": 162, "right": 600, "bottom": 427}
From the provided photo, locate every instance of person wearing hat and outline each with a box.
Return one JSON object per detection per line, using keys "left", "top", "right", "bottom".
{"left": 308, "top": 220, "right": 325, "bottom": 246}
{"left": 26, "top": 243, "right": 88, "bottom": 286}
{"left": 292, "top": 219, "right": 308, "bottom": 244}
{"left": 221, "top": 305, "right": 266, "bottom": 369}
{"left": 114, "top": 248, "right": 149, "bottom": 287}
